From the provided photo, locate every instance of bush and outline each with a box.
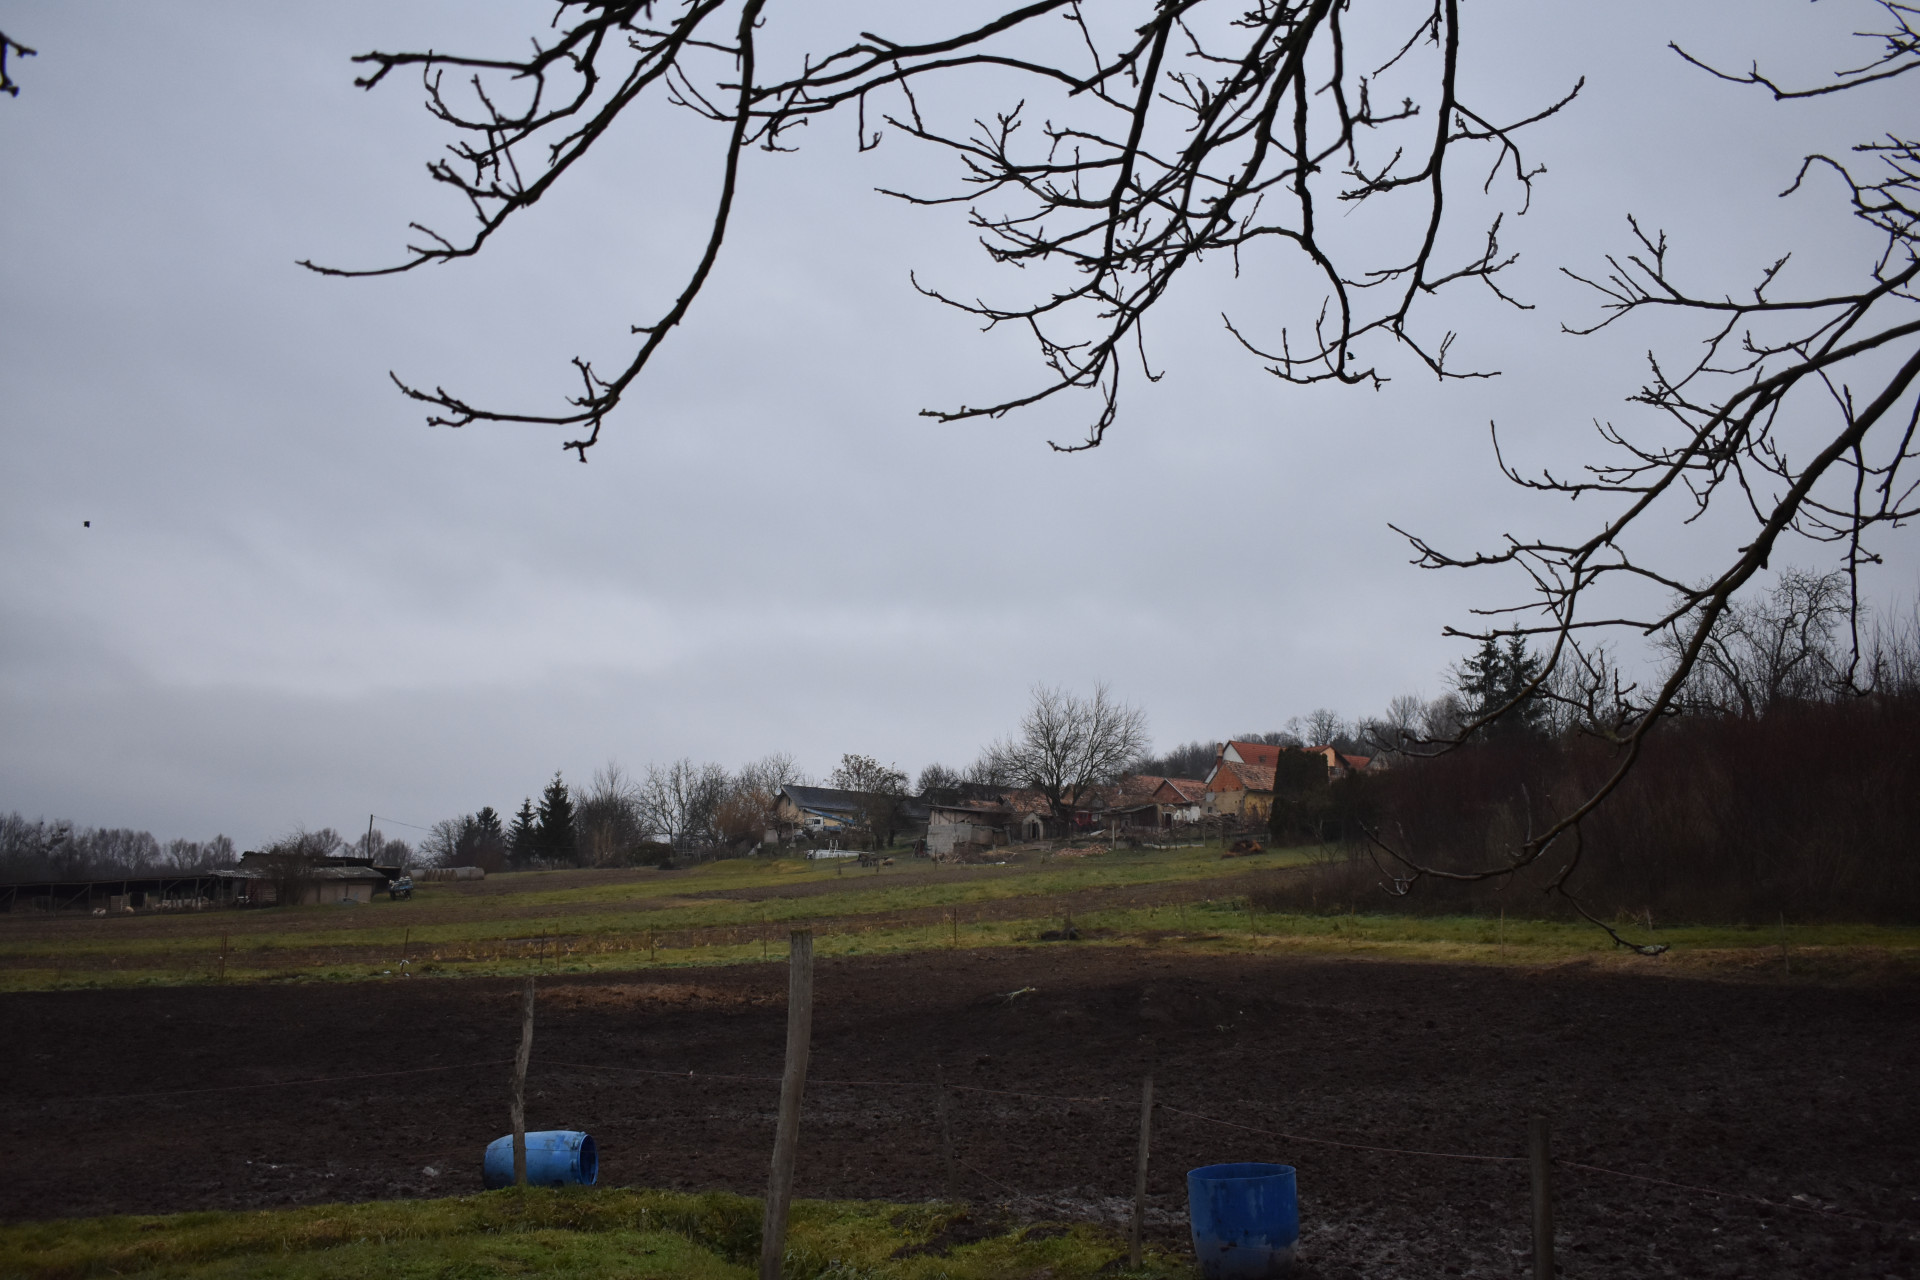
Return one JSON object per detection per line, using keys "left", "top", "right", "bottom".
{"left": 1253, "top": 694, "right": 1920, "bottom": 925}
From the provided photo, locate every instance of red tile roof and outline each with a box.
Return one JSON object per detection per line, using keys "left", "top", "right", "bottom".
{"left": 1225, "top": 741, "right": 1284, "bottom": 768}
{"left": 1208, "top": 760, "right": 1275, "bottom": 792}
{"left": 1003, "top": 789, "right": 1054, "bottom": 814}
{"left": 1156, "top": 778, "right": 1207, "bottom": 803}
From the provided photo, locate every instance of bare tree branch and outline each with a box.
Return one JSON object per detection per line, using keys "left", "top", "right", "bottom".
{"left": 311, "top": 1, "right": 1575, "bottom": 455}
{"left": 1367, "top": 6, "right": 1920, "bottom": 938}
{"left": 0, "top": 30, "right": 36, "bottom": 98}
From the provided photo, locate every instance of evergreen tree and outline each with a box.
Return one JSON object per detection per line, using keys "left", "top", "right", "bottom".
{"left": 474, "top": 806, "right": 504, "bottom": 842}
{"left": 1456, "top": 637, "right": 1505, "bottom": 719}
{"left": 506, "top": 798, "right": 536, "bottom": 867}
{"left": 1453, "top": 636, "right": 1547, "bottom": 739}
{"left": 1500, "top": 636, "right": 1547, "bottom": 736}
{"left": 536, "top": 773, "right": 577, "bottom": 865}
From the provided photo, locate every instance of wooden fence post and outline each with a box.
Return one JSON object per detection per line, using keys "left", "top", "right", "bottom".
{"left": 1130, "top": 1070, "right": 1154, "bottom": 1269}
{"left": 936, "top": 1063, "right": 956, "bottom": 1200}
{"left": 1528, "top": 1114, "right": 1553, "bottom": 1280}
{"left": 511, "top": 978, "right": 535, "bottom": 1186}
{"left": 760, "top": 929, "right": 815, "bottom": 1280}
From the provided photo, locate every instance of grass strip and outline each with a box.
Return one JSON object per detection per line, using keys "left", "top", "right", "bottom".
{"left": 0, "top": 1186, "right": 1194, "bottom": 1280}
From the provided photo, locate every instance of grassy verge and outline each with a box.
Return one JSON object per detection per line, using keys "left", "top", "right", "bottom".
{"left": 0, "top": 1187, "right": 1193, "bottom": 1280}
{"left": 5, "top": 843, "right": 1918, "bottom": 991}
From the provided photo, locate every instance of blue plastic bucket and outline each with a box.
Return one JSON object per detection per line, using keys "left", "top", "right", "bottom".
{"left": 483, "top": 1130, "right": 598, "bottom": 1189}
{"left": 1187, "top": 1162, "right": 1299, "bottom": 1279}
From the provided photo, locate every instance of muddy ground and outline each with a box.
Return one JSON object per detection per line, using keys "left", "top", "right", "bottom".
{"left": 8, "top": 949, "right": 1916, "bottom": 1278}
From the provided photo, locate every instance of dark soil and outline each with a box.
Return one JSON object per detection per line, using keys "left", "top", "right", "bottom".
{"left": 7, "top": 950, "right": 1917, "bottom": 1278}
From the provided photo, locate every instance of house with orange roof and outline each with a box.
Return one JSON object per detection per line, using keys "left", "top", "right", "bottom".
{"left": 1219, "top": 740, "right": 1285, "bottom": 769}
{"left": 1301, "top": 745, "right": 1376, "bottom": 776}
{"left": 1202, "top": 738, "right": 1382, "bottom": 818}
{"left": 1076, "top": 775, "right": 1210, "bottom": 830}
{"left": 1203, "top": 758, "right": 1277, "bottom": 818}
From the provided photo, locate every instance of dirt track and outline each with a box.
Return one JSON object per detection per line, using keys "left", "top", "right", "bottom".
{"left": 8, "top": 949, "right": 1916, "bottom": 1278}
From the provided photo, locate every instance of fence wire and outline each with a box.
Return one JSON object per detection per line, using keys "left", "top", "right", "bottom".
{"left": 26, "top": 1051, "right": 1905, "bottom": 1229}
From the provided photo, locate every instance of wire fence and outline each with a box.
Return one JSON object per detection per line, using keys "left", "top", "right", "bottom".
{"left": 29, "top": 1052, "right": 1905, "bottom": 1230}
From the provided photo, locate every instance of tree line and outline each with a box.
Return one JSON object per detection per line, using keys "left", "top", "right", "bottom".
{"left": 1257, "top": 571, "right": 1920, "bottom": 928}
{"left": 421, "top": 754, "right": 811, "bottom": 872}
{"left": 0, "top": 816, "right": 237, "bottom": 883}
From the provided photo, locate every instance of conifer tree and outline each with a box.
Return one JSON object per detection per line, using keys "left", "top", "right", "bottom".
{"left": 536, "top": 773, "right": 577, "bottom": 865}
{"left": 1454, "top": 637, "right": 1547, "bottom": 739}
{"left": 506, "top": 798, "right": 536, "bottom": 867}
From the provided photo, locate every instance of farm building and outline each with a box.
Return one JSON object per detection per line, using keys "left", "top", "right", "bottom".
{"left": 1203, "top": 758, "right": 1276, "bottom": 818}
{"left": 222, "top": 852, "right": 395, "bottom": 906}
{"left": 219, "top": 851, "right": 401, "bottom": 906}
{"left": 1203, "top": 741, "right": 1379, "bottom": 818}
{"left": 925, "top": 800, "right": 1012, "bottom": 856}
{"left": 772, "top": 784, "right": 866, "bottom": 832}
{"left": 0, "top": 872, "right": 234, "bottom": 913}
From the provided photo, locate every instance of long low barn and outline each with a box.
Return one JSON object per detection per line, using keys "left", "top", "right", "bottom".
{"left": 2, "top": 863, "right": 397, "bottom": 911}
{"left": 0, "top": 873, "right": 237, "bottom": 913}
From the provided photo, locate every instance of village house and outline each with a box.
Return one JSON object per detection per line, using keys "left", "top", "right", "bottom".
{"left": 1202, "top": 740, "right": 1381, "bottom": 818}
{"left": 924, "top": 788, "right": 1055, "bottom": 855}
{"left": 1152, "top": 776, "right": 1208, "bottom": 822}
{"left": 1202, "top": 757, "right": 1277, "bottom": 818}
{"left": 771, "top": 784, "right": 865, "bottom": 833}
{"left": 1077, "top": 775, "right": 1209, "bottom": 831}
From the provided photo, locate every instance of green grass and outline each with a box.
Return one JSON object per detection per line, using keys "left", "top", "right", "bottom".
{"left": 0, "top": 1187, "right": 1194, "bottom": 1280}
{"left": 5, "top": 841, "right": 1918, "bottom": 991}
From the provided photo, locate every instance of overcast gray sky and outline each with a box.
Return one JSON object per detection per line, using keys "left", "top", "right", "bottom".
{"left": 3, "top": 1, "right": 1913, "bottom": 849}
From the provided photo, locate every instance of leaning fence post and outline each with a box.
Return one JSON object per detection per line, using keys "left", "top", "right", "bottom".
{"left": 760, "top": 929, "right": 815, "bottom": 1280}
{"left": 1528, "top": 1114, "right": 1553, "bottom": 1280}
{"left": 1130, "top": 1069, "right": 1155, "bottom": 1269}
{"left": 511, "top": 977, "right": 535, "bottom": 1186}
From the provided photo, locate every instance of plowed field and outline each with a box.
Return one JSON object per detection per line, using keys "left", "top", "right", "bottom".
{"left": 8, "top": 949, "right": 1915, "bottom": 1278}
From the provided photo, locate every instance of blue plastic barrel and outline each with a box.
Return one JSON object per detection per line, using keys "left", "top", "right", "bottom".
{"left": 1187, "top": 1162, "right": 1299, "bottom": 1279}
{"left": 483, "top": 1130, "right": 598, "bottom": 1189}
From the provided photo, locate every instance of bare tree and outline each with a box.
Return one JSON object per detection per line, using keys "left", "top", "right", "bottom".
{"left": 964, "top": 743, "right": 1021, "bottom": 788}
{"left": 1363, "top": 693, "right": 1428, "bottom": 757}
{"left": 1298, "top": 708, "right": 1348, "bottom": 749}
{"left": 577, "top": 761, "right": 652, "bottom": 865}
{"left": 1002, "top": 683, "right": 1150, "bottom": 822}
{"left": 256, "top": 829, "right": 340, "bottom": 907}
{"left": 829, "top": 753, "right": 910, "bottom": 848}
{"left": 828, "top": 753, "right": 907, "bottom": 794}
{"left": 1134, "top": 739, "right": 1219, "bottom": 780}
{"left": 640, "top": 758, "right": 730, "bottom": 851}
{"left": 1660, "top": 569, "right": 1850, "bottom": 719}
{"left": 915, "top": 762, "right": 965, "bottom": 800}
{"left": 311, "top": 1, "right": 1574, "bottom": 457}
{"left": 737, "top": 752, "right": 808, "bottom": 795}
{"left": 1369, "top": 7, "right": 1920, "bottom": 947}
{"left": 161, "top": 835, "right": 240, "bottom": 872}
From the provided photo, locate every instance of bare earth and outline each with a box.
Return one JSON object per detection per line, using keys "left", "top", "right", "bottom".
{"left": 8, "top": 948, "right": 1916, "bottom": 1278}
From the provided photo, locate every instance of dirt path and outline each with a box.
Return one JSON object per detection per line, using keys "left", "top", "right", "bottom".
{"left": 7, "top": 949, "right": 1915, "bottom": 1278}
